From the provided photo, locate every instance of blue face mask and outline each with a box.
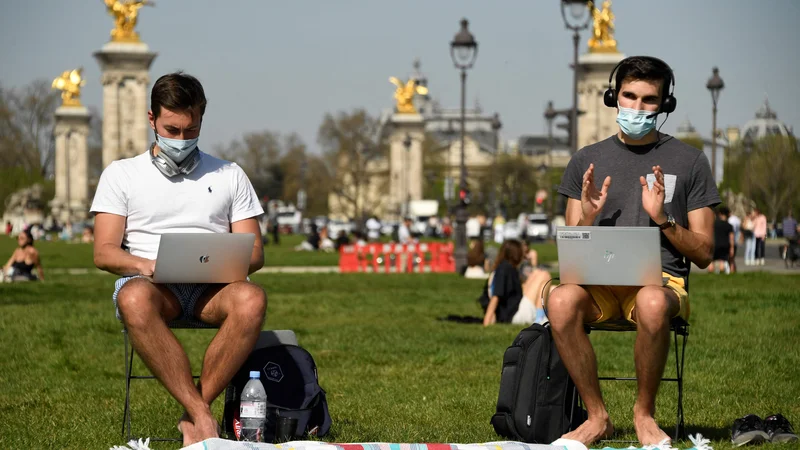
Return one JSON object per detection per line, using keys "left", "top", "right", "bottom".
{"left": 156, "top": 133, "right": 199, "bottom": 163}
{"left": 616, "top": 107, "right": 657, "bottom": 140}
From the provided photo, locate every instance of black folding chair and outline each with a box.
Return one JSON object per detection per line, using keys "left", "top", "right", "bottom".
{"left": 584, "top": 317, "right": 689, "bottom": 441}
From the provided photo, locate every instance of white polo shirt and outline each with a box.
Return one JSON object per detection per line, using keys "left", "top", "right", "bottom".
{"left": 90, "top": 150, "right": 264, "bottom": 260}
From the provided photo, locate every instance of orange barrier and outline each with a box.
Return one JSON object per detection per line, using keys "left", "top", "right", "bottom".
{"left": 339, "top": 242, "right": 456, "bottom": 273}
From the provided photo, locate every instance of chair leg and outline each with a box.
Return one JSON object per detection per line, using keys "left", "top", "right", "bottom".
{"left": 123, "top": 329, "right": 134, "bottom": 441}
{"left": 672, "top": 328, "right": 687, "bottom": 441}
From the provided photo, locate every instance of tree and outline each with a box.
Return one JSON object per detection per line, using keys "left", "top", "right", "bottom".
{"left": 475, "top": 153, "right": 540, "bottom": 218}
{"left": 0, "top": 80, "right": 60, "bottom": 216}
{"left": 214, "top": 130, "right": 284, "bottom": 201}
{"left": 421, "top": 133, "right": 449, "bottom": 215}
{"left": 0, "top": 80, "right": 59, "bottom": 176}
{"left": 278, "top": 133, "right": 331, "bottom": 216}
{"left": 318, "top": 109, "right": 386, "bottom": 221}
{"left": 740, "top": 135, "right": 800, "bottom": 221}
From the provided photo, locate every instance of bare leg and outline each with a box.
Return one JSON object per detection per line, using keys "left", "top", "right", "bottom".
{"left": 192, "top": 281, "right": 267, "bottom": 437}
{"left": 631, "top": 286, "right": 680, "bottom": 446}
{"left": 547, "top": 284, "right": 613, "bottom": 446}
{"left": 116, "top": 279, "right": 210, "bottom": 447}
{"left": 522, "top": 269, "right": 552, "bottom": 309}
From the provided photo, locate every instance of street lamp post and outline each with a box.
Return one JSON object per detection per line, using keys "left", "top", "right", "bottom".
{"left": 490, "top": 113, "right": 502, "bottom": 218}
{"left": 706, "top": 67, "right": 725, "bottom": 184}
{"left": 544, "top": 101, "right": 558, "bottom": 216}
{"left": 403, "top": 133, "right": 412, "bottom": 217}
{"left": 560, "top": 0, "right": 591, "bottom": 154}
{"left": 450, "top": 18, "right": 478, "bottom": 274}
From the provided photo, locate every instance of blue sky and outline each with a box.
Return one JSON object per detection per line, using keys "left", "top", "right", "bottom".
{"left": 1, "top": 0, "right": 798, "bottom": 154}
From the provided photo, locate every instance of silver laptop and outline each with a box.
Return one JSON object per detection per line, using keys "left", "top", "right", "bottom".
{"left": 153, "top": 233, "right": 255, "bottom": 283}
{"left": 556, "top": 226, "right": 663, "bottom": 286}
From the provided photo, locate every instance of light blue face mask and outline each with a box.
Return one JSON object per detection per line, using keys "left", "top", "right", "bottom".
{"left": 616, "top": 107, "right": 657, "bottom": 140}
{"left": 156, "top": 134, "right": 199, "bottom": 163}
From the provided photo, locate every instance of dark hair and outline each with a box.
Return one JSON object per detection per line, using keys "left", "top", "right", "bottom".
{"left": 466, "top": 238, "right": 486, "bottom": 267}
{"left": 615, "top": 56, "right": 672, "bottom": 103}
{"left": 150, "top": 72, "right": 207, "bottom": 120}
{"left": 718, "top": 206, "right": 730, "bottom": 217}
{"left": 492, "top": 239, "right": 524, "bottom": 272}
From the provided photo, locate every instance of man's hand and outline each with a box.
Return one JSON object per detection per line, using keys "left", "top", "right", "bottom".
{"left": 483, "top": 312, "right": 496, "bottom": 327}
{"left": 137, "top": 259, "right": 156, "bottom": 277}
{"left": 640, "top": 165, "right": 666, "bottom": 224}
{"left": 580, "top": 163, "right": 612, "bottom": 224}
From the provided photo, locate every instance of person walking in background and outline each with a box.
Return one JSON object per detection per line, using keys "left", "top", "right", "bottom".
{"left": 727, "top": 210, "right": 741, "bottom": 273}
{"left": 742, "top": 210, "right": 756, "bottom": 266}
{"left": 709, "top": 207, "right": 734, "bottom": 274}
{"left": 782, "top": 210, "right": 799, "bottom": 263}
{"left": 753, "top": 208, "right": 768, "bottom": 266}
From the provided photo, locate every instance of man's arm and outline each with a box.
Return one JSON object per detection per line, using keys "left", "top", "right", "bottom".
{"left": 658, "top": 207, "right": 715, "bottom": 269}
{"left": 565, "top": 198, "right": 591, "bottom": 226}
{"left": 231, "top": 217, "right": 264, "bottom": 274}
{"left": 93, "top": 212, "right": 153, "bottom": 276}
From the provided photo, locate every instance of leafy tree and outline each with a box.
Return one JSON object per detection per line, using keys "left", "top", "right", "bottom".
{"left": 318, "top": 109, "right": 386, "bottom": 221}
{"left": 740, "top": 135, "right": 800, "bottom": 221}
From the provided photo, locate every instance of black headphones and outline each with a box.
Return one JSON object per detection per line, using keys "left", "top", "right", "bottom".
{"left": 149, "top": 142, "right": 201, "bottom": 177}
{"left": 603, "top": 56, "right": 677, "bottom": 114}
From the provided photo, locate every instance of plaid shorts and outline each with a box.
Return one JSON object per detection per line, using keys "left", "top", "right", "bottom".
{"left": 112, "top": 276, "right": 210, "bottom": 321}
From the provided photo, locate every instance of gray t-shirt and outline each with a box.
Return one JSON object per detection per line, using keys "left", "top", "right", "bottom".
{"left": 558, "top": 134, "right": 720, "bottom": 281}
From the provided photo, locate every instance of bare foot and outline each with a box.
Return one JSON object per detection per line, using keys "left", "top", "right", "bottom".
{"left": 177, "top": 411, "right": 196, "bottom": 447}
{"left": 561, "top": 416, "right": 614, "bottom": 446}
{"left": 634, "top": 413, "right": 670, "bottom": 446}
{"left": 190, "top": 413, "right": 220, "bottom": 445}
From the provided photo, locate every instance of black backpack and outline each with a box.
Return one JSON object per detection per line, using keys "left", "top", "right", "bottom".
{"left": 222, "top": 343, "right": 331, "bottom": 442}
{"left": 491, "top": 323, "right": 586, "bottom": 443}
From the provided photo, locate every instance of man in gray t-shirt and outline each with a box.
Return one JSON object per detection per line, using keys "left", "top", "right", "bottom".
{"left": 546, "top": 56, "right": 719, "bottom": 447}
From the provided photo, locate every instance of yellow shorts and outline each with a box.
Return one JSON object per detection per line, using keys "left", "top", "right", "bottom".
{"left": 584, "top": 272, "right": 689, "bottom": 324}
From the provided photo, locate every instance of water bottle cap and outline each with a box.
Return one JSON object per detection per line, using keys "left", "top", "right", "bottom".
{"left": 249, "top": 370, "right": 260, "bottom": 379}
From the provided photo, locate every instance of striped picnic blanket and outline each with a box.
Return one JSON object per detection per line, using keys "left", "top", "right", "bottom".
{"left": 111, "top": 435, "right": 712, "bottom": 450}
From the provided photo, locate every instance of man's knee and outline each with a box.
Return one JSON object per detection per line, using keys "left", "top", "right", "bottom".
{"left": 546, "top": 284, "right": 592, "bottom": 324}
{"left": 227, "top": 281, "right": 267, "bottom": 324}
{"left": 633, "top": 287, "right": 675, "bottom": 327}
{"left": 117, "top": 278, "right": 167, "bottom": 326}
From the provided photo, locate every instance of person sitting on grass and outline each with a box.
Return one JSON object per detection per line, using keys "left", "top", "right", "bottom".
{"left": 464, "top": 237, "right": 489, "bottom": 278}
{"left": 2, "top": 229, "right": 45, "bottom": 282}
{"left": 91, "top": 72, "right": 266, "bottom": 447}
{"left": 481, "top": 239, "right": 554, "bottom": 327}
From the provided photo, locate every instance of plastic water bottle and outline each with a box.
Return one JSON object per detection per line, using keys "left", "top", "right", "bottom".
{"left": 239, "top": 370, "right": 267, "bottom": 442}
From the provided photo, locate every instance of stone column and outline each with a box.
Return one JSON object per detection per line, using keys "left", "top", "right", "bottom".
{"left": 94, "top": 42, "right": 157, "bottom": 168}
{"left": 388, "top": 114, "right": 425, "bottom": 220}
{"left": 577, "top": 52, "right": 625, "bottom": 150}
{"left": 50, "top": 106, "right": 91, "bottom": 223}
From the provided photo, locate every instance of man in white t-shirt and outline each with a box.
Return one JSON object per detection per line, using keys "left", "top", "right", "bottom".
{"left": 91, "top": 73, "right": 265, "bottom": 446}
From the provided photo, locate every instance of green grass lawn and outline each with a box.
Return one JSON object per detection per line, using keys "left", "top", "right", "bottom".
{"left": 0, "top": 235, "right": 558, "bottom": 270}
{"left": 0, "top": 270, "right": 798, "bottom": 449}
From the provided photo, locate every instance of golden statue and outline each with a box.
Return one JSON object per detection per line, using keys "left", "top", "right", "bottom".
{"left": 389, "top": 77, "right": 429, "bottom": 114}
{"left": 104, "top": 0, "right": 153, "bottom": 43}
{"left": 588, "top": 0, "right": 618, "bottom": 53}
{"left": 52, "top": 68, "right": 86, "bottom": 107}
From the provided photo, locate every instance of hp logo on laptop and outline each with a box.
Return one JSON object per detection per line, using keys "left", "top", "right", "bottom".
{"left": 198, "top": 255, "right": 210, "bottom": 263}
{"left": 603, "top": 250, "right": 615, "bottom": 263}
